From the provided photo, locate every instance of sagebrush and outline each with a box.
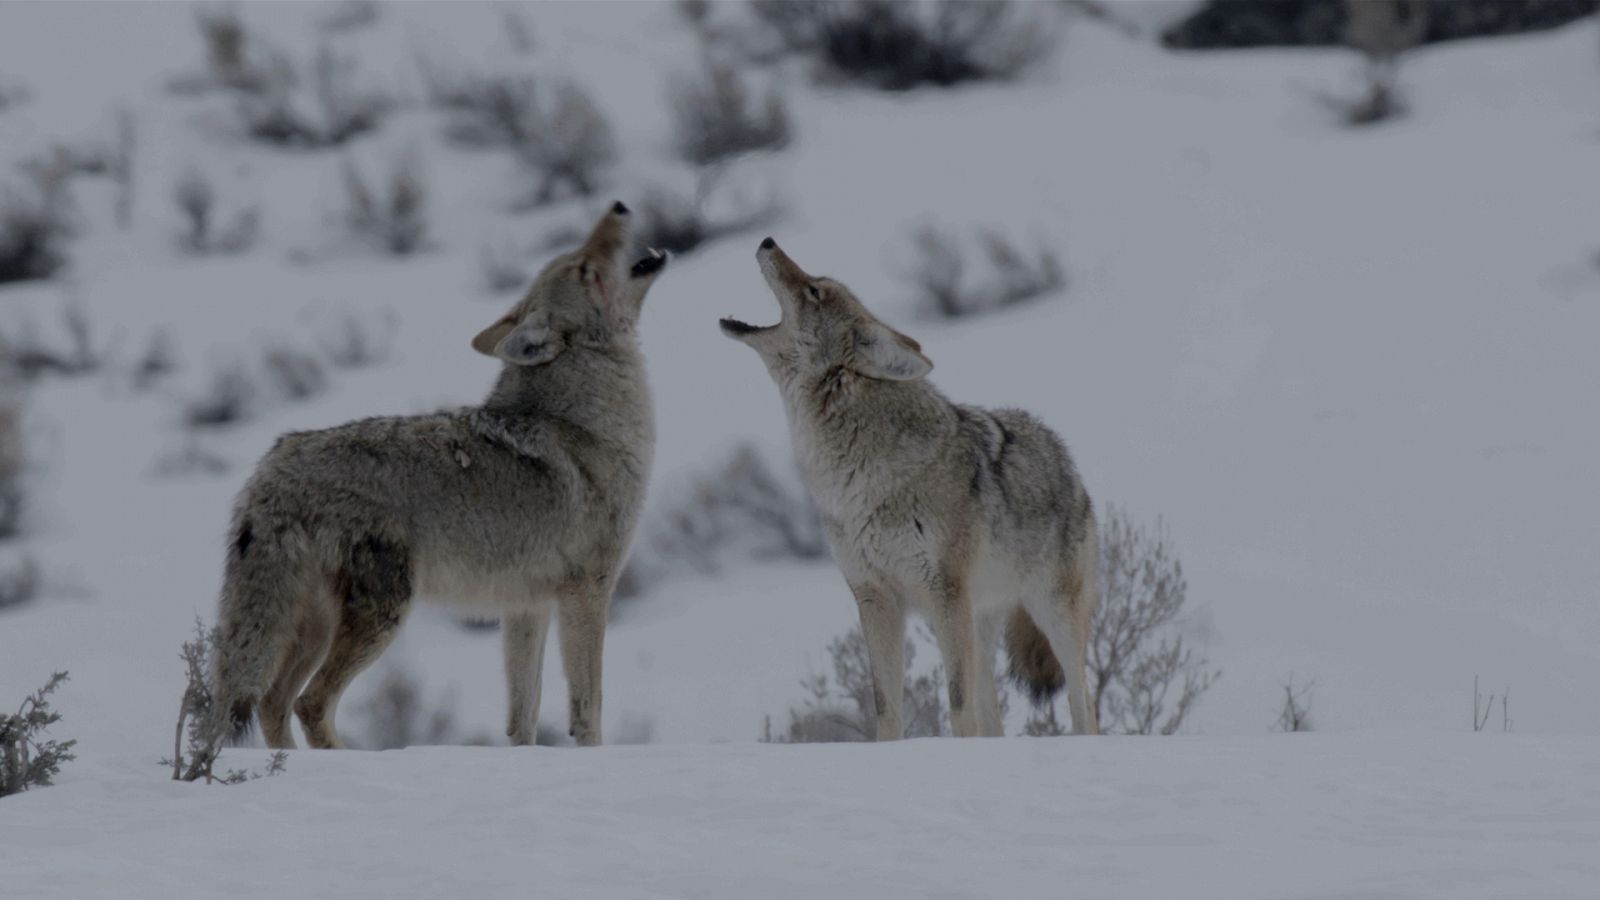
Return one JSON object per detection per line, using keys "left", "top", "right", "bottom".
{"left": 1088, "top": 506, "right": 1219, "bottom": 735}
{"left": 752, "top": 0, "right": 1057, "bottom": 90}
{"left": 1, "top": 672, "right": 77, "bottom": 797}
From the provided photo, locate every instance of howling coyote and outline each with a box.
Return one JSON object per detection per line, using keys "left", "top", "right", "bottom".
{"left": 721, "top": 238, "right": 1097, "bottom": 737}
{"left": 213, "top": 203, "right": 667, "bottom": 749}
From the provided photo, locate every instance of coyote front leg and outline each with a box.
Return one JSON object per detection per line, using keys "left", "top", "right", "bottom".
{"left": 558, "top": 590, "right": 607, "bottom": 746}
{"left": 852, "top": 582, "right": 905, "bottom": 741}
{"left": 927, "top": 579, "right": 981, "bottom": 738}
{"left": 503, "top": 604, "right": 553, "bottom": 746}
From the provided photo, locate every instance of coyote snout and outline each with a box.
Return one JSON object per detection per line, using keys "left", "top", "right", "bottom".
{"left": 721, "top": 238, "right": 1098, "bottom": 738}
{"left": 211, "top": 203, "right": 667, "bottom": 750}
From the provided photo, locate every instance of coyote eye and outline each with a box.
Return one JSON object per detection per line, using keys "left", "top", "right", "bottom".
{"left": 577, "top": 262, "right": 590, "bottom": 279}
{"left": 806, "top": 283, "right": 821, "bottom": 300}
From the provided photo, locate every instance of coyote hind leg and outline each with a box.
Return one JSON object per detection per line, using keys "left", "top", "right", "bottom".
{"left": 259, "top": 602, "right": 334, "bottom": 749}
{"left": 294, "top": 533, "right": 412, "bottom": 749}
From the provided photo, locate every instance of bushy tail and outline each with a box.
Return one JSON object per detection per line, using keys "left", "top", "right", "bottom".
{"left": 1004, "top": 607, "right": 1065, "bottom": 704}
{"left": 211, "top": 519, "right": 297, "bottom": 744}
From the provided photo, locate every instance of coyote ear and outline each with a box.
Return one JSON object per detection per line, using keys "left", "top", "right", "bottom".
{"left": 491, "top": 319, "right": 565, "bottom": 367}
{"left": 851, "top": 321, "right": 932, "bottom": 381}
{"left": 472, "top": 317, "right": 516, "bottom": 358}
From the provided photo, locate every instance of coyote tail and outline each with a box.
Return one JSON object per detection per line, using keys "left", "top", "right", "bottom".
{"left": 210, "top": 516, "right": 296, "bottom": 743}
{"left": 1004, "top": 607, "right": 1066, "bottom": 704}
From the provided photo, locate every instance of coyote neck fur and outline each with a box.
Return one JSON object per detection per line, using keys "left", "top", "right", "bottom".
{"left": 782, "top": 365, "right": 956, "bottom": 512}
{"left": 479, "top": 337, "right": 653, "bottom": 464}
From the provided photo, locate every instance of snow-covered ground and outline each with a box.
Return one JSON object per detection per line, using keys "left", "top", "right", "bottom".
{"left": 8, "top": 732, "right": 1600, "bottom": 899}
{"left": 3, "top": 2, "right": 1599, "bottom": 895}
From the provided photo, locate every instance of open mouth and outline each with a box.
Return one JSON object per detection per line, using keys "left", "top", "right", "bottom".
{"left": 718, "top": 316, "right": 768, "bottom": 336}
{"left": 630, "top": 247, "right": 667, "bottom": 278}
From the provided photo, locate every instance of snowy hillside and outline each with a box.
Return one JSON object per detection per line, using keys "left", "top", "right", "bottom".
{"left": 2, "top": 1, "right": 1599, "bottom": 895}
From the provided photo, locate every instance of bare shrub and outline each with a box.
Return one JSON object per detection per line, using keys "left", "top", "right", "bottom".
{"left": 164, "top": 619, "right": 287, "bottom": 783}
{"left": 1330, "top": 0, "right": 1428, "bottom": 126}
{"left": 644, "top": 441, "right": 825, "bottom": 579}
{"left": 502, "top": 7, "right": 537, "bottom": 54}
{"left": 317, "top": 0, "right": 379, "bottom": 33}
{"left": 426, "top": 69, "right": 614, "bottom": 205}
{"left": 184, "top": 363, "right": 256, "bottom": 429}
{"left": 763, "top": 626, "right": 947, "bottom": 742}
{"left": 670, "top": 60, "right": 791, "bottom": 166}
{"left": 260, "top": 343, "right": 328, "bottom": 403}
{"left": 1474, "top": 675, "right": 1512, "bottom": 732}
{"left": 173, "top": 166, "right": 259, "bottom": 255}
{"left": 0, "top": 304, "right": 101, "bottom": 382}
{"left": 236, "top": 44, "right": 389, "bottom": 148}
{"left": 1, "top": 672, "right": 76, "bottom": 796}
{"left": 151, "top": 437, "right": 230, "bottom": 479}
{"left": 0, "top": 390, "right": 22, "bottom": 540}
{"left": 636, "top": 169, "right": 781, "bottom": 257}
{"left": 1088, "top": 506, "right": 1219, "bottom": 735}
{"left": 356, "top": 664, "right": 457, "bottom": 750}
{"left": 0, "top": 167, "right": 74, "bottom": 285}
{"left": 343, "top": 154, "right": 429, "bottom": 256}
{"left": 481, "top": 240, "right": 530, "bottom": 294}
{"left": 897, "top": 223, "right": 1063, "bottom": 319}
{"left": 752, "top": 0, "right": 1057, "bottom": 90}
{"left": 1021, "top": 702, "right": 1069, "bottom": 736}
{"left": 0, "top": 76, "right": 31, "bottom": 113}
{"left": 0, "top": 551, "right": 40, "bottom": 612}
{"left": 315, "top": 307, "right": 397, "bottom": 369}
{"left": 193, "top": 4, "right": 255, "bottom": 91}
{"left": 513, "top": 80, "right": 617, "bottom": 206}
{"left": 1275, "top": 674, "right": 1315, "bottom": 732}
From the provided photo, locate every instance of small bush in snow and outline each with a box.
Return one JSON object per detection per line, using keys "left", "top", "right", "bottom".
{"left": 192, "top": 3, "right": 256, "bottom": 91}
{"left": 0, "top": 167, "right": 74, "bottom": 286}
{"left": 1275, "top": 674, "right": 1315, "bottom": 733}
{"left": 184, "top": 363, "right": 257, "bottom": 429}
{"left": 897, "top": 224, "right": 1063, "bottom": 319}
{"left": 1329, "top": 0, "right": 1428, "bottom": 126}
{"left": 513, "top": 80, "right": 618, "bottom": 206}
{"left": 632, "top": 442, "right": 825, "bottom": 589}
{"left": 0, "top": 76, "right": 31, "bottom": 113}
{"left": 356, "top": 664, "right": 458, "bottom": 750}
{"left": 164, "top": 619, "right": 287, "bottom": 783}
{"left": 236, "top": 44, "right": 389, "bottom": 149}
{"left": 670, "top": 60, "right": 791, "bottom": 166}
{"left": 480, "top": 240, "right": 531, "bottom": 294}
{"left": 343, "top": 154, "right": 429, "bottom": 256}
{"left": 260, "top": 344, "right": 329, "bottom": 403}
{"left": 763, "top": 626, "right": 948, "bottom": 743}
{"left": 1474, "top": 675, "right": 1512, "bottom": 732}
{"left": 1089, "top": 506, "right": 1219, "bottom": 735}
{"left": 752, "top": 0, "right": 1057, "bottom": 91}
{"left": 131, "top": 331, "right": 181, "bottom": 392}
{"left": 0, "top": 304, "right": 102, "bottom": 382}
{"left": 0, "top": 390, "right": 23, "bottom": 540}
{"left": 315, "top": 307, "right": 396, "bottom": 370}
{"left": 316, "top": 0, "right": 379, "bottom": 34}
{"left": 0, "top": 552, "right": 40, "bottom": 612}
{"left": 173, "top": 166, "right": 259, "bottom": 255}
{"left": 0, "top": 672, "right": 77, "bottom": 797}
{"left": 635, "top": 170, "right": 781, "bottom": 257}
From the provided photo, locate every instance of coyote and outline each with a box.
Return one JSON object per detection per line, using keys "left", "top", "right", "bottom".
{"left": 720, "top": 238, "right": 1098, "bottom": 737}
{"left": 212, "top": 203, "right": 667, "bottom": 749}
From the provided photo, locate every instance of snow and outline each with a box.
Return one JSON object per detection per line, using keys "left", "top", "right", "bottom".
{"left": 2, "top": 2, "right": 1599, "bottom": 895}
{"left": 6, "top": 733, "right": 1600, "bottom": 899}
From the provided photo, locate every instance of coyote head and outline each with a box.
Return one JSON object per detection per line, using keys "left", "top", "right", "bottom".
{"left": 473, "top": 202, "right": 667, "bottom": 366}
{"left": 720, "top": 237, "right": 931, "bottom": 384}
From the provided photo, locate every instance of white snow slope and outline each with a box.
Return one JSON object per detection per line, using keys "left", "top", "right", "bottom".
{"left": 2, "top": 2, "right": 1599, "bottom": 896}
